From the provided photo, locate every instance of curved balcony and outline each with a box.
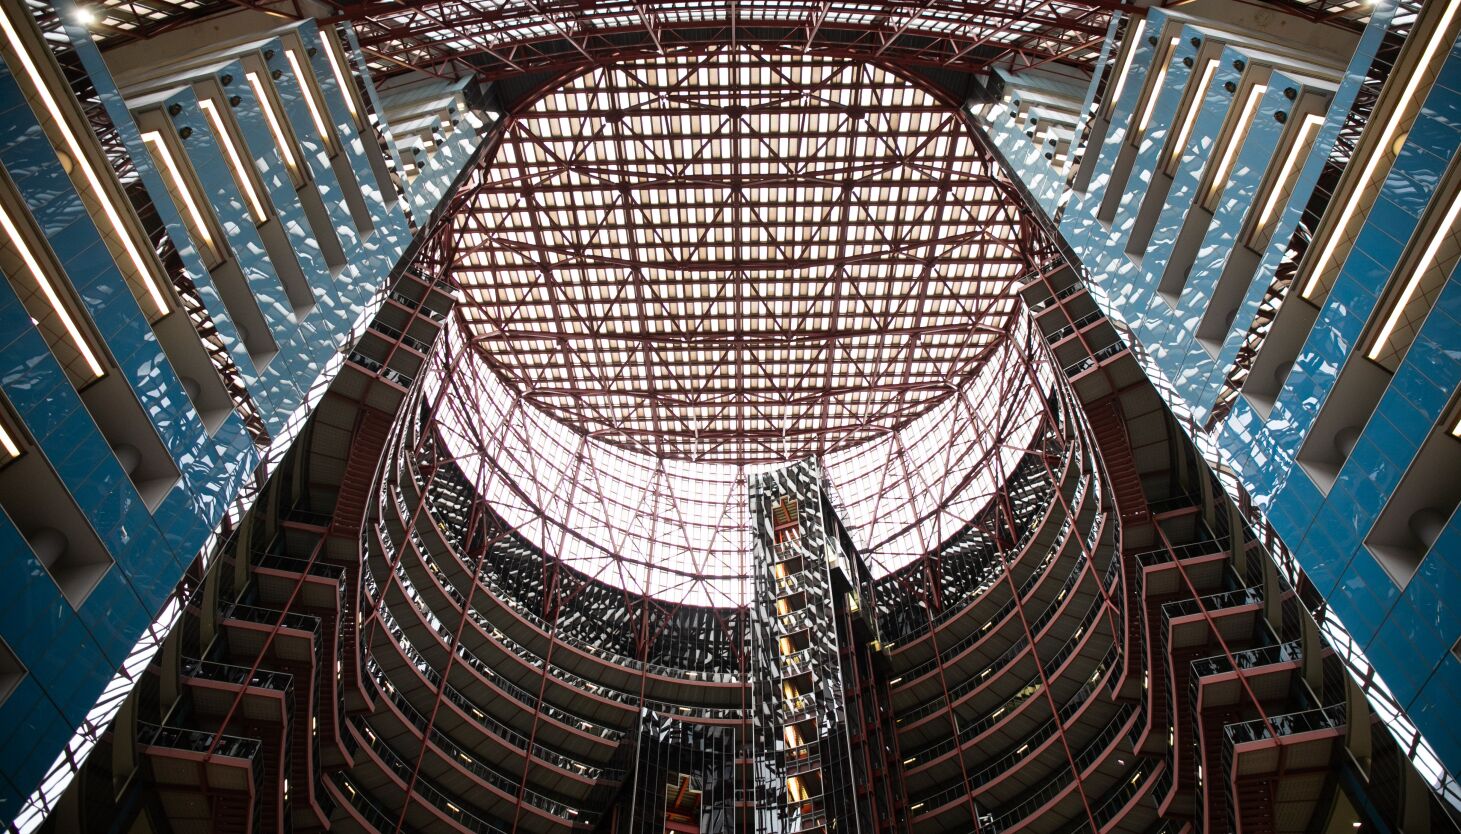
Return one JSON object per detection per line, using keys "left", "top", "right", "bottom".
{"left": 371, "top": 505, "right": 748, "bottom": 725}
{"left": 894, "top": 558, "right": 1118, "bottom": 748}
{"left": 367, "top": 567, "right": 629, "bottom": 754}
{"left": 891, "top": 530, "right": 1105, "bottom": 717}
{"left": 873, "top": 431, "right": 1074, "bottom": 650}
{"left": 900, "top": 645, "right": 1122, "bottom": 794}
{"left": 873, "top": 379, "right": 1111, "bottom": 685}
{"left": 909, "top": 701, "right": 1141, "bottom": 832}
{"left": 345, "top": 716, "right": 523, "bottom": 833}
{"left": 357, "top": 668, "right": 602, "bottom": 822}
{"left": 887, "top": 467, "right": 1108, "bottom": 706}
{"left": 366, "top": 642, "right": 616, "bottom": 786}
{"left": 384, "top": 409, "right": 750, "bottom": 699}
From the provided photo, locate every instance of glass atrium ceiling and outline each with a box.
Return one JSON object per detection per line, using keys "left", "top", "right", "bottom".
{"left": 454, "top": 49, "right": 1028, "bottom": 464}
{"left": 431, "top": 47, "right": 1055, "bottom": 607}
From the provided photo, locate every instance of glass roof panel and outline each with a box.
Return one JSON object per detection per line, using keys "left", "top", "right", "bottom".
{"left": 428, "top": 47, "right": 1059, "bottom": 606}
{"left": 454, "top": 47, "right": 1028, "bottom": 464}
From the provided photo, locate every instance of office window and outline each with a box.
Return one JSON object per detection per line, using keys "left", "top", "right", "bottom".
{"left": 0, "top": 392, "right": 114, "bottom": 607}
{"left": 1364, "top": 391, "right": 1461, "bottom": 588}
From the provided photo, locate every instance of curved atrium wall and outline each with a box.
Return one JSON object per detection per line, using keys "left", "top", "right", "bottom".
{"left": 364, "top": 315, "right": 1118, "bottom": 832}
{"left": 347, "top": 46, "right": 1131, "bottom": 833}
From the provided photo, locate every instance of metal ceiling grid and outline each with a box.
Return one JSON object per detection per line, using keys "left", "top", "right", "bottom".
{"left": 453, "top": 48, "right": 1031, "bottom": 465}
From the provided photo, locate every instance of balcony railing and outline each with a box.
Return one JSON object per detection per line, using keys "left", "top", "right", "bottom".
{"left": 897, "top": 592, "right": 1106, "bottom": 726}
{"left": 182, "top": 658, "right": 294, "bottom": 697}
{"left": 1224, "top": 704, "right": 1345, "bottom": 747}
{"left": 137, "top": 721, "right": 265, "bottom": 801}
{"left": 1161, "top": 587, "right": 1262, "bottom": 621}
{"left": 1191, "top": 641, "right": 1302, "bottom": 679}
{"left": 252, "top": 552, "right": 346, "bottom": 582}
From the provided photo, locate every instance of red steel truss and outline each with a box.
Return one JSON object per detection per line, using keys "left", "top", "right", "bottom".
{"left": 76, "top": 1, "right": 1376, "bottom": 87}
{"left": 76, "top": 0, "right": 1126, "bottom": 79}
{"left": 335, "top": 0, "right": 1128, "bottom": 80}
{"left": 450, "top": 47, "right": 1044, "bottom": 465}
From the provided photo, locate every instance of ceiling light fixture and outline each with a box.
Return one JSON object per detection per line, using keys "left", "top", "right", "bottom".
{"left": 319, "top": 32, "right": 361, "bottom": 127}
{"left": 246, "top": 71, "right": 301, "bottom": 181}
{"left": 1367, "top": 186, "right": 1460, "bottom": 362}
{"left": 1205, "top": 83, "right": 1267, "bottom": 208}
{"left": 198, "top": 98, "right": 269, "bottom": 223}
{"left": 0, "top": 202, "right": 105, "bottom": 378}
{"left": 285, "top": 47, "right": 337, "bottom": 155}
{"left": 0, "top": 421, "right": 18, "bottom": 459}
{"left": 1167, "top": 58, "right": 1219, "bottom": 174}
{"left": 1252, "top": 113, "right": 1325, "bottom": 242}
{"left": 1134, "top": 36, "right": 1181, "bottom": 140}
{"left": 141, "top": 130, "right": 218, "bottom": 264}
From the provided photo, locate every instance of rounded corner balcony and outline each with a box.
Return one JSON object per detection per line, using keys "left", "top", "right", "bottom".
{"left": 348, "top": 43, "right": 1131, "bottom": 834}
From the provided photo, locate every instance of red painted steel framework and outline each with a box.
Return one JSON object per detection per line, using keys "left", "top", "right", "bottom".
{"left": 78, "top": 0, "right": 1132, "bottom": 79}
{"left": 74, "top": 0, "right": 1376, "bottom": 86}
{"left": 450, "top": 46, "right": 1041, "bottom": 465}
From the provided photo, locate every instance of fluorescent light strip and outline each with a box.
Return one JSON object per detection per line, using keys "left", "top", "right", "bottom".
{"left": 198, "top": 98, "right": 269, "bottom": 224}
{"left": 1135, "top": 37, "right": 1180, "bottom": 139}
{"left": 1452, "top": 415, "right": 1461, "bottom": 438}
{"left": 246, "top": 71, "right": 300, "bottom": 176}
{"left": 1303, "top": 0, "right": 1461, "bottom": 300}
{"left": 1168, "top": 59, "right": 1218, "bottom": 171}
{"left": 1253, "top": 113, "right": 1325, "bottom": 237}
{"left": 320, "top": 33, "right": 360, "bottom": 127}
{"left": 1206, "top": 83, "right": 1267, "bottom": 205}
{"left": 0, "top": 202, "right": 105, "bottom": 378}
{"left": 1105, "top": 19, "right": 1146, "bottom": 116}
{"left": 141, "top": 131, "right": 216, "bottom": 261}
{"left": 1367, "top": 186, "right": 1461, "bottom": 361}
{"left": 0, "top": 422, "right": 18, "bottom": 459}
{"left": 0, "top": 8, "right": 169, "bottom": 317}
{"left": 285, "top": 48, "right": 336, "bottom": 154}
